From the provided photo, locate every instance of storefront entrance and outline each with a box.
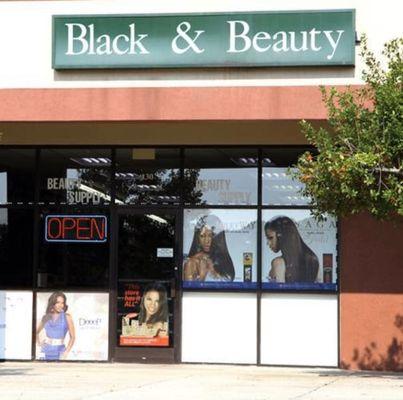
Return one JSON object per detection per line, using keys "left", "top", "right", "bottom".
{"left": 113, "top": 209, "right": 180, "bottom": 363}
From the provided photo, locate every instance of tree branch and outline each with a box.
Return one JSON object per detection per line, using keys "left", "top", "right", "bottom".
{"left": 374, "top": 167, "right": 403, "bottom": 176}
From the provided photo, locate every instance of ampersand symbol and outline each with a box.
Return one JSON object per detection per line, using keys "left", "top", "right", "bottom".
{"left": 172, "top": 21, "right": 205, "bottom": 54}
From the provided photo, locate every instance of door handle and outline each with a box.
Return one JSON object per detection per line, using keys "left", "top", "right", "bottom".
{"left": 170, "top": 278, "right": 176, "bottom": 298}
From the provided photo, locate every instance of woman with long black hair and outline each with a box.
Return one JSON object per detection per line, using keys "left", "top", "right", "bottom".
{"left": 183, "top": 214, "right": 235, "bottom": 282}
{"left": 264, "top": 216, "right": 319, "bottom": 283}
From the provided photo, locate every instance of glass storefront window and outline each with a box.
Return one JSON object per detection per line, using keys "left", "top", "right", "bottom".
{"left": 115, "top": 148, "right": 180, "bottom": 205}
{"left": 38, "top": 208, "right": 109, "bottom": 288}
{"left": 261, "top": 209, "right": 337, "bottom": 291}
{"left": 0, "top": 149, "right": 36, "bottom": 205}
{"left": 0, "top": 146, "right": 339, "bottom": 295}
{"left": 262, "top": 148, "right": 312, "bottom": 206}
{"left": 263, "top": 167, "right": 309, "bottom": 206}
{"left": 184, "top": 148, "right": 258, "bottom": 205}
{"left": 183, "top": 208, "right": 257, "bottom": 289}
{"left": 39, "top": 149, "right": 111, "bottom": 206}
{"left": 0, "top": 208, "right": 33, "bottom": 287}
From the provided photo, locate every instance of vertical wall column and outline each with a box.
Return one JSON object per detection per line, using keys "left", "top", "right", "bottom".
{"left": 340, "top": 214, "right": 403, "bottom": 371}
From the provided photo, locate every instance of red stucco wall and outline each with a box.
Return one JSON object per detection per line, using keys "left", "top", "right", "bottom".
{"left": 340, "top": 214, "right": 403, "bottom": 371}
{"left": 0, "top": 86, "right": 330, "bottom": 121}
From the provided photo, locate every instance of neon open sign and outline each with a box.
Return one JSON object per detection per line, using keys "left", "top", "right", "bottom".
{"left": 45, "top": 215, "right": 107, "bottom": 243}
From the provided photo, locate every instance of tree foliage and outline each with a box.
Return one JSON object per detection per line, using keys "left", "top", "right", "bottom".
{"left": 294, "top": 36, "right": 403, "bottom": 219}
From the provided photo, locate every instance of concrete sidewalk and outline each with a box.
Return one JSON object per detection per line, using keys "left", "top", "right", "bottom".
{"left": 0, "top": 362, "right": 402, "bottom": 400}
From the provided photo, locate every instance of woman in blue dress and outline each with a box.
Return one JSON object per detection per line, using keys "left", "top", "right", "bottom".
{"left": 36, "top": 291, "right": 76, "bottom": 360}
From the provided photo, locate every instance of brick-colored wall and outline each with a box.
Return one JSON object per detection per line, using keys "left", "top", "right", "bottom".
{"left": 340, "top": 214, "right": 403, "bottom": 371}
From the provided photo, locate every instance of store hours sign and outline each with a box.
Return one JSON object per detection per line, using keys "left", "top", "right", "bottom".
{"left": 52, "top": 10, "right": 355, "bottom": 69}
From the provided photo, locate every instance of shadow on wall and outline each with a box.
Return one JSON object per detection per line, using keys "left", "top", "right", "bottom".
{"left": 341, "top": 314, "right": 403, "bottom": 372}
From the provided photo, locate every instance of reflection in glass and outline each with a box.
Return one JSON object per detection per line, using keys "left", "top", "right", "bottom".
{"left": 39, "top": 149, "right": 111, "bottom": 206}
{"left": 0, "top": 149, "right": 36, "bottom": 205}
{"left": 115, "top": 169, "right": 180, "bottom": 205}
{"left": 262, "top": 167, "right": 309, "bottom": 206}
{"left": 0, "top": 173, "right": 6, "bottom": 204}
{"left": 118, "top": 214, "right": 175, "bottom": 280}
{"left": 184, "top": 168, "right": 257, "bottom": 205}
{"left": 0, "top": 209, "right": 33, "bottom": 287}
{"left": 184, "top": 148, "right": 258, "bottom": 206}
{"left": 115, "top": 148, "right": 181, "bottom": 205}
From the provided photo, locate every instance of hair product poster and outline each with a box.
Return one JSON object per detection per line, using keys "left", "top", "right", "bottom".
{"left": 35, "top": 291, "right": 109, "bottom": 361}
{"left": 183, "top": 209, "right": 257, "bottom": 289}
{"left": 118, "top": 280, "right": 171, "bottom": 347}
{"left": 262, "top": 210, "right": 337, "bottom": 291}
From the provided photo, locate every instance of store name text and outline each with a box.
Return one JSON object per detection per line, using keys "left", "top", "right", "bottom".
{"left": 65, "top": 21, "right": 344, "bottom": 60}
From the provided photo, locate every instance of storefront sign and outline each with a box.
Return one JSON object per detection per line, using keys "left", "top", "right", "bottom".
{"left": 53, "top": 10, "right": 355, "bottom": 69}
{"left": 45, "top": 215, "right": 107, "bottom": 242}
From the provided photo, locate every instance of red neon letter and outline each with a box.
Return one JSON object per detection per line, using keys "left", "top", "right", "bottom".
{"left": 47, "top": 218, "right": 62, "bottom": 239}
{"left": 76, "top": 217, "right": 91, "bottom": 240}
{"left": 62, "top": 217, "right": 77, "bottom": 239}
{"left": 91, "top": 218, "right": 105, "bottom": 240}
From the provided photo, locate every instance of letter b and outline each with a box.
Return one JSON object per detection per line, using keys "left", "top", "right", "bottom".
{"left": 227, "top": 20, "right": 251, "bottom": 53}
{"left": 65, "top": 23, "right": 89, "bottom": 55}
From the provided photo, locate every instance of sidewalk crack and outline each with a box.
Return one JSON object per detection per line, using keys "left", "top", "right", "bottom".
{"left": 289, "top": 376, "right": 346, "bottom": 399}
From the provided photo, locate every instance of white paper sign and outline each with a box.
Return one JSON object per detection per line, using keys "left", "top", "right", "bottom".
{"left": 157, "top": 248, "right": 174, "bottom": 258}
{"left": 0, "top": 291, "right": 33, "bottom": 360}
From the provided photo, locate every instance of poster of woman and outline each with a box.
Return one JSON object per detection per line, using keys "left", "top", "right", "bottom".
{"left": 262, "top": 210, "right": 337, "bottom": 290}
{"left": 119, "top": 281, "right": 170, "bottom": 347}
{"left": 36, "top": 292, "right": 109, "bottom": 361}
{"left": 36, "top": 291, "right": 75, "bottom": 360}
{"left": 183, "top": 209, "right": 257, "bottom": 289}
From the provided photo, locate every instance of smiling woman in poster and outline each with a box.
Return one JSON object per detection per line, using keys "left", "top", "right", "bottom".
{"left": 183, "top": 214, "right": 235, "bottom": 282}
{"left": 123, "top": 283, "right": 168, "bottom": 337}
{"left": 36, "top": 291, "right": 76, "bottom": 360}
{"left": 264, "top": 216, "right": 319, "bottom": 283}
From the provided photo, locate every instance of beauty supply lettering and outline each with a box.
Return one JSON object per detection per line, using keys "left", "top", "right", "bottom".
{"left": 196, "top": 178, "right": 253, "bottom": 205}
{"left": 53, "top": 10, "right": 355, "bottom": 69}
{"left": 47, "top": 177, "right": 102, "bottom": 205}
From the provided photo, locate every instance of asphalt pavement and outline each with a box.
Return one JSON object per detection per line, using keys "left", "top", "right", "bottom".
{"left": 0, "top": 362, "right": 402, "bottom": 400}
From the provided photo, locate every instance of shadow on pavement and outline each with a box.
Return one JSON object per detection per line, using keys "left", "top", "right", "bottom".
{"left": 312, "top": 369, "right": 403, "bottom": 380}
{"left": 0, "top": 367, "right": 32, "bottom": 376}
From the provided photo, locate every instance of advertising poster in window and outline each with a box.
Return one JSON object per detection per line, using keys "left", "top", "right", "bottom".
{"left": 0, "top": 291, "right": 33, "bottom": 360}
{"left": 262, "top": 210, "right": 337, "bottom": 291}
{"left": 118, "top": 281, "right": 170, "bottom": 347}
{"left": 35, "top": 292, "right": 109, "bottom": 361}
{"left": 183, "top": 209, "right": 257, "bottom": 289}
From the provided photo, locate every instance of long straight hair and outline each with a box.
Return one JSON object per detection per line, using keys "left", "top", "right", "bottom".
{"left": 265, "top": 216, "right": 319, "bottom": 282}
{"left": 188, "top": 214, "right": 235, "bottom": 281}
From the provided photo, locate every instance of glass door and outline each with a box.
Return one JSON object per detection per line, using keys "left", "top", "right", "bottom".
{"left": 114, "top": 209, "right": 179, "bottom": 362}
